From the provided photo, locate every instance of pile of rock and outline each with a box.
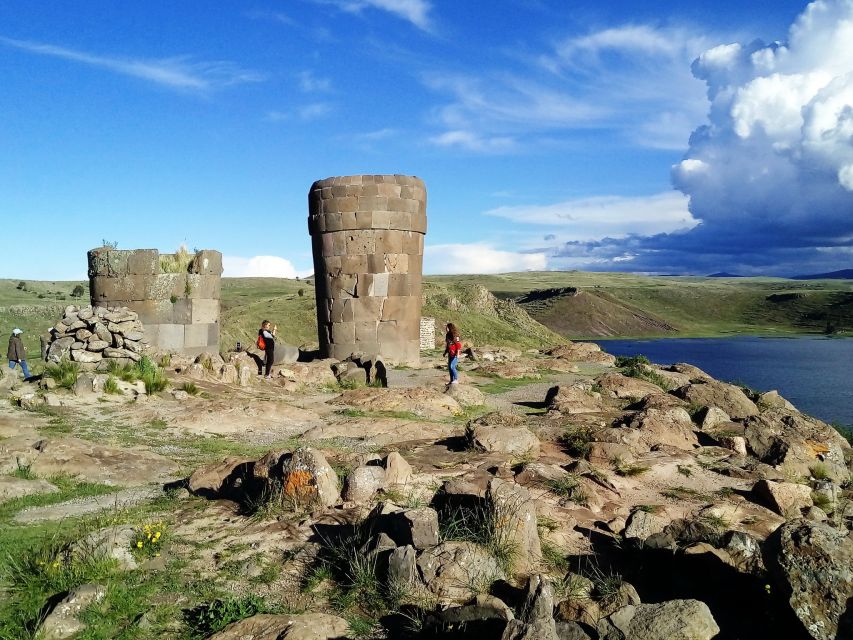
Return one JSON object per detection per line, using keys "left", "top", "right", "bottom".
{"left": 46, "top": 305, "right": 146, "bottom": 368}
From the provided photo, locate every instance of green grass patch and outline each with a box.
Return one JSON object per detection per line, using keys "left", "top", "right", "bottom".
{"left": 476, "top": 376, "right": 542, "bottom": 395}
{"left": 43, "top": 358, "right": 79, "bottom": 390}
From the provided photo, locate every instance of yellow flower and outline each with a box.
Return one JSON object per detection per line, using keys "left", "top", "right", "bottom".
{"left": 137, "top": 541, "right": 144, "bottom": 548}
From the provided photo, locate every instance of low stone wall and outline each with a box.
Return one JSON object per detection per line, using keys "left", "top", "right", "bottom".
{"left": 419, "top": 317, "right": 436, "bottom": 351}
{"left": 46, "top": 304, "right": 145, "bottom": 369}
{"left": 87, "top": 248, "right": 222, "bottom": 356}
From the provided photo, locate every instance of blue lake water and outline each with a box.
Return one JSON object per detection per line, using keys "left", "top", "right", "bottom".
{"left": 594, "top": 336, "right": 853, "bottom": 428}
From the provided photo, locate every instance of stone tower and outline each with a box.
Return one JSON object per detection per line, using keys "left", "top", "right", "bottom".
{"left": 308, "top": 175, "right": 427, "bottom": 365}
{"left": 87, "top": 247, "right": 222, "bottom": 356}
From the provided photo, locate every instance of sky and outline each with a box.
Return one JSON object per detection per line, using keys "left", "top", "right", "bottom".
{"left": 1, "top": 0, "right": 851, "bottom": 279}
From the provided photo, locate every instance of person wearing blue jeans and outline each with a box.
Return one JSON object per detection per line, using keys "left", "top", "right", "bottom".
{"left": 7, "top": 328, "right": 31, "bottom": 379}
{"left": 444, "top": 322, "right": 462, "bottom": 385}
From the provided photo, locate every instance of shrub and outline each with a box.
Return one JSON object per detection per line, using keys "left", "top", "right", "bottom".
{"left": 560, "top": 424, "right": 594, "bottom": 458}
{"left": 185, "top": 595, "right": 271, "bottom": 638}
{"left": 44, "top": 359, "right": 79, "bottom": 389}
{"left": 546, "top": 474, "right": 588, "bottom": 505}
{"left": 181, "top": 382, "right": 200, "bottom": 396}
{"left": 71, "top": 284, "right": 85, "bottom": 297}
{"left": 103, "top": 376, "right": 120, "bottom": 394}
{"left": 615, "top": 354, "right": 650, "bottom": 368}
{"left": 16, "top": 281, "right": 26, "bottom": 290}
{"left": 141, "top": 368, "right": 168, "bottom": 394}
{"left": 159, "top": 245, "right": 193, "bottom": 274}
{"left": 298, "top": 288, "right": 305, "bottom": 297}
{"left": 809, "top": 463, "right": 830, "bottom": 480}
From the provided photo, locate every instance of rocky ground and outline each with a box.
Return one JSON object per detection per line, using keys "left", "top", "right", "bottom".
{"left": 0, "top": 342, "right": 851, "bottom": 640}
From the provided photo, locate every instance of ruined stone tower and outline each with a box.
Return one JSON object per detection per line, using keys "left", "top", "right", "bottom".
{"left": 87, "top": 247, "right": 222, "bottom": 356}
{"left": 308, "top": 175, "right": 427, "bottom": 365}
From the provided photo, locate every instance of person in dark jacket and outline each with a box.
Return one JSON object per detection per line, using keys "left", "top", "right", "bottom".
{"left": 7, "top": 328, "right": 31, "bottom": 379}
{"left": 258, "top": 320, "right": 277, "bottom": 379}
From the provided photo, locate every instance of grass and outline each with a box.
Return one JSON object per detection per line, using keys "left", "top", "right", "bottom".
{"left": 438, "top": 501, "right": 518, "bottom": 576}
{"left": 559, "top": 424, "right": 595, "bottom": 458}
{"left": 660, "top": 486, "right": 706, "bottom": 501}
{"left": 159, "top": 245, "right": 193, "bottom": 274}
{"left": 545, "top": 474, "right": 589, "bottom": 506}
{"left": 43, "top": 358, "right": 79, "bottom": 390}
{"left": 612, "top": 458, "right": 650, "bottom": 477}
{"left": 809, "top": 463, "right": 830, "bottom": 480}
{"left": 476, "top": 375, "right": 543, "bottom": 395}
{"left": 184, "top": 595, "right": 273, "bottom": 638}
{"left": 103, "top": 375, "right": 120, "bottom": 394}
{"left": 812, "top": 491, "right": 833, "bottom": 512}
{"left": 181, "top": 382, "right": 201, "bottom": 396}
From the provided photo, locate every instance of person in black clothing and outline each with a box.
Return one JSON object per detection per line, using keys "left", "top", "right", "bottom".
{"left": 258, "top": 320, "right": 277, "bottom": 379}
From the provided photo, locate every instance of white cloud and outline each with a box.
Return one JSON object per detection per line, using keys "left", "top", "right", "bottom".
{"left": 314, "top": 0, "right": 432, "bottom": 30}
{"left": 424, "top": 23, "right": 712, "bottom": 152}
{"left": 0, "top": 37, "right": 264, "bottom": 91}
{"left": 485, "top": 192, "right": 697, "bottom": 240}
{"left": 297, "top": 70, "right": 332, "bottom": 93}
{"left": 266, "top": 102, "right": 333, "bottom": 122}
{"left": 428, "top": 129, "right": 515, "bottom": 153}
{"left": 223, "top": 256, "right": 312, "bottom": 278}
{"left": 674, "top": 0, "right": 853, "bottom": 244}
{"left": 424, "top": 244, "right": 546, "bottom": 274}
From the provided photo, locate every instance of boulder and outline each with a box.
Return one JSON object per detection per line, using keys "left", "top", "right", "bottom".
{"left": 623, "top": 510, "right": 669, "bottom": 542}
{"left": 219, "top": 363, "right": 238, "bottom": 384}
{"left": 36, "top": 583, "right": 106, "bottom": 640}
{"left": 753, "top": 480, "right": 813, "bottom": 517}
{"left": 387, "top": 545, "right": 419, "bottom": 588}
{"left": 69, "top": 524, "right": 138, "bottom": 570}
{"left": 331, "top": 386, "right": 462, "bottom": 419}
{"left": 743, "top": 410, "right": 850, "bottom": 484}
{"left": 383, "top": 451, "right": 413, "bottom": 486}
{"left": 597, "top": 600, "right": 720, "bottom": 640}
{"left": 342, "top": 465, "right": 386, "bottom": 503}
{"left": 765, "top": 519, "right": 853, "bottom": 640}
{"left": 278, "top": 360, "right": 338, "bottom": 387}
{"left": 385, "top": 507, "right": 440, "bottom": 549}
{"left": 279, "top": 448, "right": 339, "bottom": 508}
{"left": 425, "top": 594, "right": 513, "bottom": 636}
{"left": 624, "top": 407, "right": 698, "bottom": 451}
{"left": 595, "top": 373, "right": 661, "bottom": 399}
{"left": 501, "top": 574, "right": 559, "bottom": 640}
{"left": 206, "top": 613, "right": 351, "bottom": 640}
{"left": 545, "top": 385, "right": 604, "bottom": 414}
{"left": 188, "top": 457, "right": 253, "bottom": 498}
{"left": 467, "top": 423, "right": 540, "bottom": 458}
{"left": 0, "top": 476, "right": 59, "bottom": 502}
{"left": 697, "top": 406, "right": 730, "bottom": 430}
{"left": 758, "top": 390, "right": 797, "bottom": 412}
{"left": 486, "top": 478, "right": 541, "bottom": 574}
{"left": 672, "top": 380, "right": 758, "bottom": 419}
{"left": 547, "top": 342, "right": 616, "bottom": 366}
{"left": 445, "top": 383, "right": 486, "bottom": 406}
{"left": 417, "top": 541, "right": 507, "bottom": 604}
{"left": 86, "top": 339, "right": 110, "bottom": 352}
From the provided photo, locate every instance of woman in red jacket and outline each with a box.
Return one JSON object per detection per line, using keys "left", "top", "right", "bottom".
{"left": 444, "top": 322, "right": 461, "bottom": 384}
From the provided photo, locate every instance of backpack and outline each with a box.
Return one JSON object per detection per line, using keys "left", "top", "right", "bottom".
{"left": 257, "top": 334, "right": 266, "bottom": 350}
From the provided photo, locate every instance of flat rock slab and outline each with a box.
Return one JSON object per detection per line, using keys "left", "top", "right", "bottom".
{"left": 14, "top": 486, "right": 162, "bottom": 524}
{"left": 0, "top": 476, "right": 59, "bottom": 502}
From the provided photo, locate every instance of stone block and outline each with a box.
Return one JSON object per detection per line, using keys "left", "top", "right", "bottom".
{"left": 185, "top": 323, "right": 214, "bottom": 349}
{"left": 386, "top": 253, "right": 409, "bottom": 274}
{"left": 356, "top": 211, "right": 373, "bottom": 229}
{"left": 189, "top": 250, "right": 223, "bottom": 275}
{"left": 330, "top": 275, "right": 358, "bottom": 298}
{"left": 377, "top": 321, "right": 400, "bottom": 343}
{"left": 355, "top": 321, "right": 378, "bottom": 342}
{"left": 377, "top": 182, "right": 402, "bottom": 197}
{"left": 381, "top": 296, "right": 412, "bottom": 321}
{"left": 330, "top": 299, "right": 355, "bottom": 323}
{"left": 325, "top": 213, "right": 343, "bottom": 232}
{"left": 169, "top": 299, "right": 192, "bottom": 324}
{"left": 157, "top": 324, "right": 185, "bottom": 351}
{"left": 341, "top": 255, "right": 368, "bottom": 274}
{"left": 345, "top": 231, "right": 375, "bottom": 255}
{"left": 332, "top": 232, "right": 347, "bottom": 256}
{"left": 208, "top": 322, "right": 219, "bottom": 347}
{"left": 374, "top": 230, "right": 403, "bottom": 254}
{"left": 337, "top": 196, "right": 358, "bottom": 213}
{"left": 147, "top": 273, "right": 187, "bottom": 300}
{"left": 351, "top": 297, "right": 384, "bottom": 322}
{"left": 186, "top": 274, "right": 221, "bottom": 299}
{"left": 389, "top": 210, "right": 411, "bottom": 231}
{"left": 372, "top": 210, "right": 391, "bottom": 229}
{"left": 126, "top": 250, "right": 159, "bottom": 275}
{"left": 370, "top": 272, "right": 389, "bottom": 297}
{"left": 90, "top": 275, "right": 149, "bottom": 302}
{"left": 387, "top": 274, "right": 411, "bottom": 297}
{"left": 367, "top": 253, "right": 387, "bottom": 274}
{"left": 332, "top": 322, "right": 356, "bottom": 343}
{"left": 358, "top": 196, "right": 388, "bottom": 211}
{"left": 192, "top": 299, "right": 220, "bottom": 324}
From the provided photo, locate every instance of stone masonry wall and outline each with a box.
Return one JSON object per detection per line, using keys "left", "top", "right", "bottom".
{"left": 419, "top": 316, "right": 436, "bottom": 351}
{"left": 308, "top": 175, "right": 427, "bottom": 366}
{"left": 87, "top": 248, "right": 222, "bottom": 356}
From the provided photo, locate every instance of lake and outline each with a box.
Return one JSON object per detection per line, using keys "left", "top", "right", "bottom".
{"left": 594, "top": 336, "right": 853, "bottom": 428}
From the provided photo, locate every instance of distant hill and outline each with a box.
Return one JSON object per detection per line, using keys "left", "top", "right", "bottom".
{"left": 707, "top": 272, "right": 743, "bottom": 278}
{"left": 792, "top": 269, "right": 853, "bottom": 280}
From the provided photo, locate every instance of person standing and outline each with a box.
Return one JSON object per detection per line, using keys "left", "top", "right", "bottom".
{"left": 7, "top": 328, "right": 31, "bottom": 379}
{"left": 257, "top": 320, "right": 277, "bottom": 379}
{"left": 444, "top": 322, "right": 462, "bottom": 385}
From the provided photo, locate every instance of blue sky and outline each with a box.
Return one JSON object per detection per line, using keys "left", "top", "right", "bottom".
{"left": 2, "top": 0, "right": 849, "bottom": 279}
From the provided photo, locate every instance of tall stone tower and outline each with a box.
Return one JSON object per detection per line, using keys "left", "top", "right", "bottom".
{"left": 308, "top": 175, "right": 427, "bottom": 365}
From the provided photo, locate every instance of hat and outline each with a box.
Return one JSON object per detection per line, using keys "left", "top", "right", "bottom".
{"left": 12, "top": 328, "right": 23, "bottom": 335}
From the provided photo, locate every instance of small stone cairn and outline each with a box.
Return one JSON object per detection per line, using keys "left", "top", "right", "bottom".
{"left": 46, "top": 304, "right": 147, "bottom": 369}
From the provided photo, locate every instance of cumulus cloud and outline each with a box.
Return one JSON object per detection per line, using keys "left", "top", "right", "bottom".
{"left": 223, "top": 256, "right": 311, "bottom": 278}
{"left": 0, "top": 37, "right": 264, "bottom": 91}
{"left": 484, "top": 192, "right": 696, "bottom": 240}
{"left": 424, "top": 244, "right": 546, "bottom": 274}
{"left": 668, "top": 0, "right": 853, "bottom": 265}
